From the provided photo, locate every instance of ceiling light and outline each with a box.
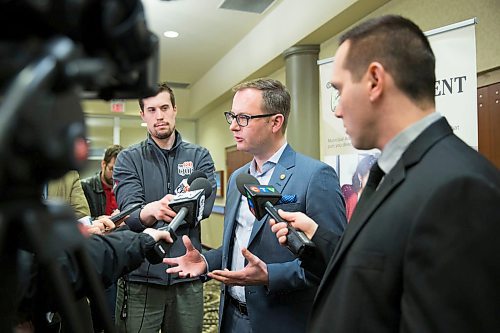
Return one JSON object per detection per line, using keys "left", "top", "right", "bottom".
{"left": 163, "top": 30, "right": 179, "bottom": 38}
{"left": 141, "top": 122, "right": 147, "bottom": 127}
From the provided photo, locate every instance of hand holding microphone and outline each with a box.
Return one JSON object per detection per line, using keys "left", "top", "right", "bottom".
{"left": 141, "top": 170, "right": 209, "bottom": 227}
{"left": 269, "top": 210, "right": 319, "bottom": 246}
{"left": 236, "top": 173, "right": 316, "bottom": 259}
{"left": 143, "top": 228, "right": 174, "bottom": 244}
{"left": 147, "top": 175, "right": 213, "bottom": 264}
{"left": 82, "top": 203, "right": 142, "bottom": 235}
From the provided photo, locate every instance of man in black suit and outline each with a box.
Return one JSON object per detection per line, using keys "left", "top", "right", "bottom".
{"left": 271, "top": 15, "right": 500, "bottom": 332}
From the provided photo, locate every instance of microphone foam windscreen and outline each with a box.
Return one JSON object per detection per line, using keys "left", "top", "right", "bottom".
{"left": 187, "top": 170, "right": 207, "bottom": 185}
{"left": 236, "top": 173, "right": 259, "bottom": 196}
{"left": 190, "top": 178, "right": 213, "bottom": 197}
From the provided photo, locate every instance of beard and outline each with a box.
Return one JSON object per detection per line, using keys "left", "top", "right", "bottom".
{"left": 152, "top": 126, "right": 175, "bottom": 140}
{"left": 103, "top": 174, "right": 113, "bottom": 187}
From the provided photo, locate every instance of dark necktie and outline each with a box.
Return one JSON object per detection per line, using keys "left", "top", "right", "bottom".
{"left": 357, "top": 162, "right": 385, "bottom": 206}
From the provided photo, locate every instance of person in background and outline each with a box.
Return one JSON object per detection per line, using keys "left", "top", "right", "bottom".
{"left": 270, "top": 15, "right": 500, "bottom": 332}
{"left": 47, "top": 170, "right": 91, "bottom": 222}
{"left": 340, "top": 154, "right": 377, "bottom": 221}
{"left": 113, "top": 82, "right": 216, "bottom": 333}
{"left": 82, "top": 144, "right": 124, "bottom": 219}
{"left": 82, "top": 144, "right": 124, "bottom": 332}
{"left": 164, "top": 78, "right": 347, "bottom": 333}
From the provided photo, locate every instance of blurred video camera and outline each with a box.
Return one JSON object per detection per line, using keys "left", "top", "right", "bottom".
{"left": 0, "top": 0, "right": 159, "bottom": 189}
{"left": 0, "top": 1, "right": 159, "bottom": 331}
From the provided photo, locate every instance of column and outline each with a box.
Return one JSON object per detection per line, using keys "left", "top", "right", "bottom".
{"left": 283, "top": 44, "right": 320, "bottom": 159}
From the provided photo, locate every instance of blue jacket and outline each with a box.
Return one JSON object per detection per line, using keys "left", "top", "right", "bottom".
{"left": 113, "top": 131, "right": 216, "bottom": 286}
{"left": 204, "top": 144, "right": 346, "bottom": 333}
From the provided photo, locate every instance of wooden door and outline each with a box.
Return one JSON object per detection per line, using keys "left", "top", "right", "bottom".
{"left": 225, "top": 145, "right": 253, "bottom": 181}
{"left": 477, "top": 82, "right": 500, "bottom": 168}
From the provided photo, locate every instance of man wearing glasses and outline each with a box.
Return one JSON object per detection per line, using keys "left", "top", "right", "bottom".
{"left": 164, "top": 78, "right": 347, "bottom": 332}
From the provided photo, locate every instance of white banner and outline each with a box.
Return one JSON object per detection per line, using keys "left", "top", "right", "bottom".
{"left": 427, "top": 20, "right": 478, "bottom": 148}
{"left": 318, "top": 19, "right": 477, "bottom": 221}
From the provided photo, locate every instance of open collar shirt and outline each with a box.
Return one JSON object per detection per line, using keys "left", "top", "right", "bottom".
{"left": 378, "top": 112, "right": 442, "bottom": 177}
{"left": 229, "top": 142, "right": 288, "bottom": 302}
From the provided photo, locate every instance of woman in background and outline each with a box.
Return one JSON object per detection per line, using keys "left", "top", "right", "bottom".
{"left": 341, "top": 155, "right": 377, "bottom": 221}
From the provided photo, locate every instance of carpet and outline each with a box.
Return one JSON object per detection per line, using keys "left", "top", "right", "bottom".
{"left": 203, "top": 279, "right": 221, "bottom": 333}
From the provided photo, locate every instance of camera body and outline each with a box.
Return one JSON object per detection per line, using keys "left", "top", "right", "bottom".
{"left": 0, "top": 1, "right": 158, "bottom": 331}
{"left": 0, "top": 0, "right": 158, "bottom": 190}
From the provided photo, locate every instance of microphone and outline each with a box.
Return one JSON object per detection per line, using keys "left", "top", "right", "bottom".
{"left": 168, "top": 178, "right": 212, "bottom": 231}
{"left": 146, "top": 177, "right": 212, "bottom": 264}
{"left": 187, "top": 170, "right": 207, "bottom": 185}
{"left": 236, "top": 173, "right": 316, "bottom": 259}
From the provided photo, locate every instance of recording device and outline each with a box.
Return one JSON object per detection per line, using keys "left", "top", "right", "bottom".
{"left": 0, "top": 0, "right": 159, "bottom": 188}
{"left": 0, "top": 1, "right": 158, "bottom": 332}
{"left": 110, "top": 203, "right": 142, "bottom": 225}
{"left": 147, "top": 178, "right": 213, "bottom": 264}
{"left": 236, "top": 173, "right": 316, "bottom": 259}
{"left": 169, "top": 177, "right": 213, "bottom": 229}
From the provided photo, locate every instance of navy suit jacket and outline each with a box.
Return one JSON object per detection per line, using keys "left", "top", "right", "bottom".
{"left": 309, "top": 118, "right": 500, "bottom": 332}
{"left": 204, "top": 144, "right": 346, "bottom": 333}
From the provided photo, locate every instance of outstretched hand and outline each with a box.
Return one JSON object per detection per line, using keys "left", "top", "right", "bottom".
{"left": 163, "top": 235, "right": 207, "bottom": 278}
{"left": 208, "top": 248, "right": 268, "bottom": 286}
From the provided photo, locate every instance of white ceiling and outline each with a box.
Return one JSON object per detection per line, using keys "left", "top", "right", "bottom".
{"left": 84, "top": 0, "right": 389, "bottom": 120}
{"left": 142, "top": 0, "right": 278, "bottom": 87}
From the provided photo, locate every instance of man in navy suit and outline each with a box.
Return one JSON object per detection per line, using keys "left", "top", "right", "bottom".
{"left": 164, "top": 78, "right": 347, "bottom": 332}
{"left": 271, "top": 15, "right": 500, "bottom": 332}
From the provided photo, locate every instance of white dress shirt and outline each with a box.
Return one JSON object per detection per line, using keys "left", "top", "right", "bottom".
{"left": 229, "top": 142, "right": 288, "bottom": 303}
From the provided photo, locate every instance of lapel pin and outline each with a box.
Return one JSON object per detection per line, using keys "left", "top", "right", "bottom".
{"left": 280, "top": 174, "right": 286, "bottom": 180}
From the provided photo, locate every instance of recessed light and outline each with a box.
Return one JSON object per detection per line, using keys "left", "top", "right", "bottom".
{"left": 163, "top": 30, "right": 179, "bottom": 38}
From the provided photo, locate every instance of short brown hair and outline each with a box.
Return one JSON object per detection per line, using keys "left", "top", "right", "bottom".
{"left": 339, "top": 15, "right": 435, "bottom": 107}
{"left": 232, "top": 78, "right": 291, "bottom": 133}
{"left": 139, "top": 82, "right": 176, "bottom": 111}
{"left": 103, "top": 144, "right": 123, "bottom": 164}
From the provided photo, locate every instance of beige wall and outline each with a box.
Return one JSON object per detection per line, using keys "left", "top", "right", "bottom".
{"left": 319, "top": 0, "right": 500, "bottom": 73}
{"left": 197, "top": 0, "right": 499, "bottom": 248}
{"left": 196, "top": 98, "right": 233, "bottom": 248}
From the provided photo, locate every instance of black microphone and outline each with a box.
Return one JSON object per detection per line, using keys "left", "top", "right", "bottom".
{"left": 147, "top": 178, "right": 213, "bottom": 264}
{"left": 235, "top": 173, "right": 316, "bottom": 259}
{"left": 187, "top": 170, "right": 207, "bottom": 185}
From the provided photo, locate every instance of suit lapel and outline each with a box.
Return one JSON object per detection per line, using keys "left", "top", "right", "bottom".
{"left": 222, "top": 168, "right": 247, "bottom": 266}
{"left": 325, "top": 164, "right": 405, "bottom": 269}
{"left": 316, "top": 117, "right": 454, "bottom": 298}
{"left": 248, "top": 145, "right": 295, "bottom": 245}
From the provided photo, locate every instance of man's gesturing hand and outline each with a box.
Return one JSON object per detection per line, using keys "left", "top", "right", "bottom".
{"left": 208, "top": 248, "right": 269, "bottom": 286}
{"left": 163, "top": 235, "right": 207, "bottom": 278}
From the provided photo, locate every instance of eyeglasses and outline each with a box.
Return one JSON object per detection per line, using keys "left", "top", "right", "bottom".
{"left": 326, "top": 82, "right": 340, "bottom": 113}
{"left": 224, "top": 111, "right": 278, "bottom": 127}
